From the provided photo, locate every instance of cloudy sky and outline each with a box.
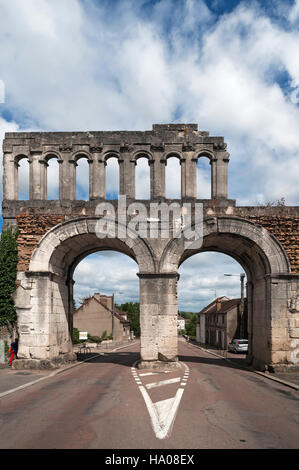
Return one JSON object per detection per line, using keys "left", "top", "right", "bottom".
{"left": 1, "top": 0, "right": 299, "bottom": 311}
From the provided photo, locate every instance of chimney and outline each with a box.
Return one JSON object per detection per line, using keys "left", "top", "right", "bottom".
{"left": 100, "top": 295, "right": 113, "bottom": 310}
{"left": 216, "top": 298, "right": 221, "bottom": 312}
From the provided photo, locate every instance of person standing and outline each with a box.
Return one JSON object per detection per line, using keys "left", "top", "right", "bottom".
{"left": 8, "top": 337, "right": 18, "bottom": 366}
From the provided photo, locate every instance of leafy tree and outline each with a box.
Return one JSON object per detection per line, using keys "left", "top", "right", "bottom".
{"left": 117, "top": 302, "right": 140, "bottom": 337}
{"left": 72, "top": 327, "right": 80, "bottom": 344}
{"left": 0, "top": 228, "right": 18, "bottom": 334}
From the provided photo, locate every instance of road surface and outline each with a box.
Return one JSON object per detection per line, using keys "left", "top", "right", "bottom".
{"left": 0, "top": 339, "right": 298, "bottom": 449}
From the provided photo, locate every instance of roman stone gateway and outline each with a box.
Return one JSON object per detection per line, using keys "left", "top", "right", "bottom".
{"left": 2, "top": 123, "right": 299, "bottom": 370}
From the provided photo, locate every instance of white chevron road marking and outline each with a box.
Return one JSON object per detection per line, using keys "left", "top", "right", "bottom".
{"left": 139, "top": 386, "right": 184, "bottom": 440}
{"left": 132, "top": 363, "right": 189, "bottom": 440}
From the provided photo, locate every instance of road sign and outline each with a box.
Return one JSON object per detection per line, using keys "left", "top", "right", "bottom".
{"left": 79, "top": 332, "right": 88, "bottom": 340}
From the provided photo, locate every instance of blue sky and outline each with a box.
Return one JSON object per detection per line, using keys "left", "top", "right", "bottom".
{"left": 0, "top": 0, "right": 298, "bottom": 309}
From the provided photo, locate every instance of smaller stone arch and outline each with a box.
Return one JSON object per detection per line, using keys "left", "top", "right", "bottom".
{"left": 72, "top": 151, "right": 93, "bottom": 163}
{"left": 195, "top": 149, "right": 216, "bottom": 162}
{"left": 43, "top": 151, "right": 61, "bottom": 163}
{"left": 103, "top": 151, "right": 121, "bottom": 163}
{"left": 133, "top": 150, "right": 154, "bottom": 164}
{"left": 43, "top": 152, "right": 60, "bottom": 200}
{"left": 164, "top": 151, "right": 184, "bottom": 162}
{"left": 14, "top": 154, "right": 29, "bottom": 165}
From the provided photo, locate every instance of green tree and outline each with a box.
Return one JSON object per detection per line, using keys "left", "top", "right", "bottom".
{"left": 0, "top": 228, "right": 18, "bottom": 334}
{"left": 117, "top": 302, "right": 140, "bottom": 337}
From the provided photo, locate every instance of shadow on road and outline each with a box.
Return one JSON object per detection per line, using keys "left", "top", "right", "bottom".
{"left": 75, "top": 351, "right": 140, "bottom": 367}
{"left": 178, "top": 354, "right": 251, "bottom": 372}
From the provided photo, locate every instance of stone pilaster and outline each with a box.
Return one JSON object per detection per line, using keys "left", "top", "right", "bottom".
{"left": 150, "top": 153, "right": 166, "bottom": 199}
{"left": 3, "top": 152, "right": 17, "bottom": 200}
{"left": 119, "top": 154, "right": 135, "bottom": 198}
{"left": 59, "top": 154, "right": 76, "bottom": 200}
{"left": 184, "top": 156, "right": 197, "bottom": 198}
{"left": 90, "top": 150, "right": 105, "bottom": 199}
{"left": 215, "top": 151, "right": 229, "bottom": 199}
{"left": 29, "top": 152, "right": 43, "bottom": 200}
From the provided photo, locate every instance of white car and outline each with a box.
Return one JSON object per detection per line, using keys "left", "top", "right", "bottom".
{"left": 228, "top": 339, "right": 248, "bottom": 353}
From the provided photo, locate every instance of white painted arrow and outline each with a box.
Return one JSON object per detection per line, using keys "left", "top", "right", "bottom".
{"left": 132, "top": 364, "right": 189, "bottom": 439}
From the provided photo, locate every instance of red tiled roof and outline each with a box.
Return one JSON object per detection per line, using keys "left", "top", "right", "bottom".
{"left": 198, "top": 297, "right": 242, "bottom": 315}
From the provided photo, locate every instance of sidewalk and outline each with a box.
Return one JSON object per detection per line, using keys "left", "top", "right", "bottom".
{"left": 187, "top": 339, "right": 299, "bottom": 389}
{"left": 0, "top": 365, "right": 55, "bottom": 396}
{"left": 0, "top": 341, "right": 139, "bottom": 397}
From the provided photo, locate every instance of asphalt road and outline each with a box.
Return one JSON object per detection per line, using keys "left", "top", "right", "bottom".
{"left": 0, "top": 339, "right": 298, "bottom": 449}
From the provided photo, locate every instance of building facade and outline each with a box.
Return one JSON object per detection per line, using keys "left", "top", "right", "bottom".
{"left": 73, "top": 293, "right": 130, "bottom": 342}
{"left": 196, "top": 297, "right": 248, "bottom": 349}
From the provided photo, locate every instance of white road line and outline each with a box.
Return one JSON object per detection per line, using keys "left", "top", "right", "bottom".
{"left": 146, "top": 377, "right": 181, "bottom": 390}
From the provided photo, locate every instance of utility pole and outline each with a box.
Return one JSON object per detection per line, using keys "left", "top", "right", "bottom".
{"left": 240, "top": 273, "right": 245, "bottom": 338}
{"left": 112, "top": 293, "right": 114, "bottom": 339}
{"left": 224, "top": 273, "right": 246, "bottom": 338}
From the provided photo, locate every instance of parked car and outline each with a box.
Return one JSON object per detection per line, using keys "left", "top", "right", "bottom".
{"left": 228, "top": 339, "right": 248, "bottom": 353}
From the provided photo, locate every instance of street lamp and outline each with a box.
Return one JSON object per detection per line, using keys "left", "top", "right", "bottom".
{"left": 224, "top": 273, "right": 246, "bottom": 338}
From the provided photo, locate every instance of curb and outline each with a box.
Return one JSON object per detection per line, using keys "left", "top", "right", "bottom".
{"left": 0, "top": 341, "right": 139, "bottom": 399}
{"left": 186, "top": 341, "right": 299, "bottom": 391}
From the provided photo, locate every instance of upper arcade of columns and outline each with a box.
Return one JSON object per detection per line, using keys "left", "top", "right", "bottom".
{"left": 2, "top": 123, "right": 230, "bottom": 202}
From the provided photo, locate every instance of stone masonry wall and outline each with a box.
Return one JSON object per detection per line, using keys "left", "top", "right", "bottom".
{"left": 234, "top": 208, "right": 299, "bottom": 274}
{"left": 15, "top": 208, "right": 299, "bottom": 274}
{"left": 17, "top": 213, "right": 65, "bottom": 271}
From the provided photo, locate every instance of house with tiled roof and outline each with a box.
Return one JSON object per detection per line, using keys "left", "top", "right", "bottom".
{"left": 196, "top": 296, "right": 248, "bottom": 349}
{"left": 73, "top": 293, "right": 131, "bottom": 342}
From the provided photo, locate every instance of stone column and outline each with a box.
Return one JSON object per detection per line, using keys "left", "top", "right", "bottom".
{"left": 3, "top": 152, "right": 17, "bottom": 200}
{"left": 29, "top": 152, "right": 43, "bottom": 200}
{"left": 215, "top": 151, "right": 229, "bottom": 199}
{"left": 90, "top": 151, "right": 105, "bottom": 199}
{"left": 138, "top": 272, "right": 179, "bottom": 367}
{"left": 211, "top": 158, "right": 217, "bottom": 198}
{"left": 183, "top": 156, "right": 197, "bottom": 198}
{"left": 119, "top": 155, "right": 135, "bottom": 198}
{"left": 39, "top": 160, "right": 48, "bottom": 200}
{"left": 150, "top": 153, "right": 166, "bottom": 199}
{"left": 59, "top": 154, "right": 76, "bottom": 200}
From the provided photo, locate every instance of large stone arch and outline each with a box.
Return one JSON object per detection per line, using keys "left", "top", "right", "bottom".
{"left": 160, "top": 216, "right": 290, "bottom": 275}
{"left": 159, "top": 216, "right": 292, "bottom": 370}
{"left": 14, "top": 217, "right": 155, "bottom": 360}
{"left": 29, "top": 217, "right": 156, "bottom": 275}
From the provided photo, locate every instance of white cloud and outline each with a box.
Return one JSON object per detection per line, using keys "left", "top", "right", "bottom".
{"left": 1, "top": 0, "right": 299, "bottom": 306}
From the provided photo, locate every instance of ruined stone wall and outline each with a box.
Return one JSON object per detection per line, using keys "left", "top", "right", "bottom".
{"left": 16, "top": 213, "right": 65, "bottom": 271}
{"left": 14, "top": 206, "right": 299, "bottom": 274}
{"left": 234, "top": 207, "right": 299, "bottom": 274}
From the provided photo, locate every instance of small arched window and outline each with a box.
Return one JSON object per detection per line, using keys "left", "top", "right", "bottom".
{"left": 17, "top": 157, "right": 30, "bottom": 200}
{"left": 166, "top": 156, "right": 181, "bottom": 199}
{"left": 136, "top": 157, "right": 150, "bottom": 200}
{"left": 46, "top": 156, "right": 59, "bottom": 200}
{"left": 105, "top": 156, "right": 119, "bottom": 200}
{"left": 197, "top": 156, "right": 211, "bottom": 199}
{"left": 76, "top": 156, "right": 90, "bottom": 201}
